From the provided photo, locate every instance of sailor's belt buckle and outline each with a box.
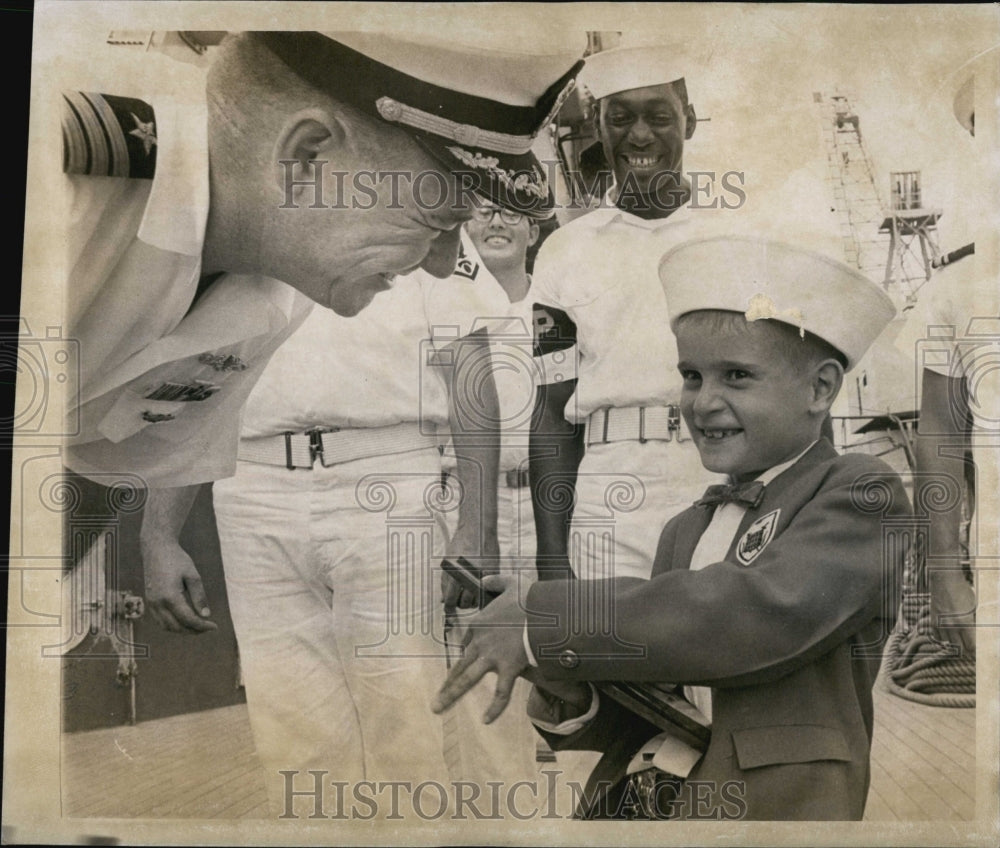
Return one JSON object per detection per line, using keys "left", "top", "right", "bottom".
{"left": 637, "top": 405, "right": 684, "bottom": 444}
{"left": 596, "top": 405, "right": 684, "bottom": 445}
{"left": 284, "top": 427, "right": 340, "bottom": 469}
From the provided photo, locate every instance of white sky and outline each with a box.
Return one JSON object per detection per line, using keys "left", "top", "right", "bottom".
{"left": 658, "top": 4, "right": 997, "bottom": 245}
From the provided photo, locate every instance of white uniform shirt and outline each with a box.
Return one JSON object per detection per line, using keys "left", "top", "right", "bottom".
{"left": 240, "top": 234, "right": 501, "bottom": 436}
{"left": 531, "top": 204, "right": 701, "bottom": 423}
{"left": 63, "top": 54, "right": 312, "bottom": 487}
{"left": 907, "top": 253, "right": 999, "bottom": 410}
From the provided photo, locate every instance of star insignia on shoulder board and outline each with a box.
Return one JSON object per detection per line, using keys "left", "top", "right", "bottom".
{"left": 129, "top": 113, "right": 157, "bottom": 155}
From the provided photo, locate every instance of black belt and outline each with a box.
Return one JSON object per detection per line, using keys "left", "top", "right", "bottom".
{"left": 505, "top": 467, "right": 530, "bottom": 488}
{"left": 441, "top": 468, "right": 531, "bottom": 489}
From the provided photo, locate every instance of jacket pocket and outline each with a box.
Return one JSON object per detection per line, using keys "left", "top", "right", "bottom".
{"left": 731, "top": 725, "right": 851, "bottom": 770}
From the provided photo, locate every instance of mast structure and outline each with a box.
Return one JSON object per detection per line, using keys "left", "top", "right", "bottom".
{"left": 813, "top": 91, "right": 941, "bottom": 306}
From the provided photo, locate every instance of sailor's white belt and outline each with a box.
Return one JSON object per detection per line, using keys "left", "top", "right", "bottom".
{"left": 238, "top": 423, "right": 439, "bottom": 470}
{"left": 585, "top": 405, "right": 690, "bottom": 448}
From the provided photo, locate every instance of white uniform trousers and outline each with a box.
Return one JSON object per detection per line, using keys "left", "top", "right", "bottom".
{"left": 570, "top": 439, "right": 713, "bottom": 580}
{"left": 213, "top": 447, "right": 454, "bottom": 816}
{"left": 442, "top": 477, "right": 547, "bottom": 800}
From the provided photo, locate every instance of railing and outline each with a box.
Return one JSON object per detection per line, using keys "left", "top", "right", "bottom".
{"left": 891, "top": 171, "right": 923, "bottom": 211}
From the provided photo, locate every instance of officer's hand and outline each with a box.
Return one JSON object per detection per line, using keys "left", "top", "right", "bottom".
{"left": 141, "top": 539, "right": 217, "bottom": 634}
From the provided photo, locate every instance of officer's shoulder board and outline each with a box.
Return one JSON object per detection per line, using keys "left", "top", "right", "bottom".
{"left": 62, "top": 91, "right": 157, "bottom": 179}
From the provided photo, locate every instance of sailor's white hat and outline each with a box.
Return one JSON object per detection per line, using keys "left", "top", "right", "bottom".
{"left": 578, "top": 44, "right": 690, "bottom": 101}
{"left": 948, "top": 44, "right": 999, "bottom": 134}
{"left": 256, "top": 31, "right": 587, "bottom": 218}
{"left": 659, "top": 236, "right": 897, "bottom": 371}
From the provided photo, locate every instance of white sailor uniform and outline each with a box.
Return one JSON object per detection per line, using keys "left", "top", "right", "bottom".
{"left": 212, "top": 239, "right": 539, "bottom": 810}
{"left": 531, "top": 202, "right": 719, "bottom": 580}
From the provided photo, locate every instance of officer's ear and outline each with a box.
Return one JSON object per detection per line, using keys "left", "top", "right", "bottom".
{"left": 273, "top": 107, "right": 347, "bottom": 195}
{"left": 684, "top": 102, "right": 698, "bottom": 141}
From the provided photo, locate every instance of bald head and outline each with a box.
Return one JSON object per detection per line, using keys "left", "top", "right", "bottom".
{"left": 207, "top": 33, "right": 396, "bottom": 172}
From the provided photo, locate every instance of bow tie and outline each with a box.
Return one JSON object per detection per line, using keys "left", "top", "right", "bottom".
{"left": 695, "top": 480, "right": 765, "bottom": 510}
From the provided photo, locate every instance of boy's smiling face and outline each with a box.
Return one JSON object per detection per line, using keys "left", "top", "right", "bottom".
{"left": 676, "top": 314, "right": 839, "bottom": 483}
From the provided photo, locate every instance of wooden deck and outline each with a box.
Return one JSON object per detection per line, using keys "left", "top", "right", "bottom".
{"left": 62, "top": 703, "right": 270, "bottom": 819}
{"left": 62, "top": 673, "right": 977, "bottom": 821}
{"left": 865, "top": 682, "right": 976, "bottom": 821}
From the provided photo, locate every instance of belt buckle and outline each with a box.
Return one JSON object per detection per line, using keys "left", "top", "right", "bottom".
{"left": 505, "top": 467, "right": 530, "bottom": 488}
{"left": 283, "top": 431, "right": 297, "bottom": 469}
{"left": 666, "top": 404, "right": 690, "bottom": 443}
{"left": 308, "top": 427, "right": 340, "bottom": 467}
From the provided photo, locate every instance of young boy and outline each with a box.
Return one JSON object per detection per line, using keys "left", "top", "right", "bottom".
{"left": 432, "top": 235, "right": 911, "bottom": 821}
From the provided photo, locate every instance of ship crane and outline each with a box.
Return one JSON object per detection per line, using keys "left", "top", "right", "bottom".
{"left": 815, "top": 92, "right": 974, "bottom": 709}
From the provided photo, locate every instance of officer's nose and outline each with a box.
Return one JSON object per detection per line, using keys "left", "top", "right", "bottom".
{"left": 420, "top": 226, "right": 463, "bottom": 278}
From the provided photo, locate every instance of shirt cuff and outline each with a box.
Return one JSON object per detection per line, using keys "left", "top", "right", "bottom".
{"left": 523, "top": 621, "right": 538, "bottom": 667}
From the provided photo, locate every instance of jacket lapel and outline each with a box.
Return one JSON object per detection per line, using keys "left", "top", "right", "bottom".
{"left": 667, "top": 505, "right": 716, "bottom": 574}
{"left": 726, "top": 439, "right": 838, "bottom": 561}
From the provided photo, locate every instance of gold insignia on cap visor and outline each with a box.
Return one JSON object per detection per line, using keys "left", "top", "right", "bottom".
{"left": 374, "top": 76, "right": 576, "bottom": 155}
{"left": 445, "top": 147, "right": 550, "bottom": 201}
{"left": 376, "top": 97, "right": 536, "bottom": 155}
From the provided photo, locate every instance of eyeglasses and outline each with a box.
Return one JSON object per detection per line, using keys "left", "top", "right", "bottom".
{"left": 472, "top": 205, "right": 524, "bottom": 225}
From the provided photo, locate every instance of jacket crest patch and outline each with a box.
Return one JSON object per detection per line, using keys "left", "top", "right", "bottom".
{"left": 736, "top": 509, "right": 780, "bottom": 565}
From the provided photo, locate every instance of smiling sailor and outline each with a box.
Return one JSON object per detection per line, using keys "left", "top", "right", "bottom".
{"left": 529, "top": 42, "right": 721, "bottom": 585}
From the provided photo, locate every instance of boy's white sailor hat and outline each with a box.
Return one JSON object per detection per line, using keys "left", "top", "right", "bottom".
{"left": 256, "top": 31, "right": 586, "bottom": 219}
{"left": 578, "top": 44, "right": 690, "bottom": 101}
{"left": 659, "top": 236, "right": 897, "bottom": 371}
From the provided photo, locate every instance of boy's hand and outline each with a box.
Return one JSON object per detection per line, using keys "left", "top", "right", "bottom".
{"left": 525, "top": 677, "right": 593, "bottom": 725}
{"left": 432, "top": 574, "right": 530, "bottom": 723}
